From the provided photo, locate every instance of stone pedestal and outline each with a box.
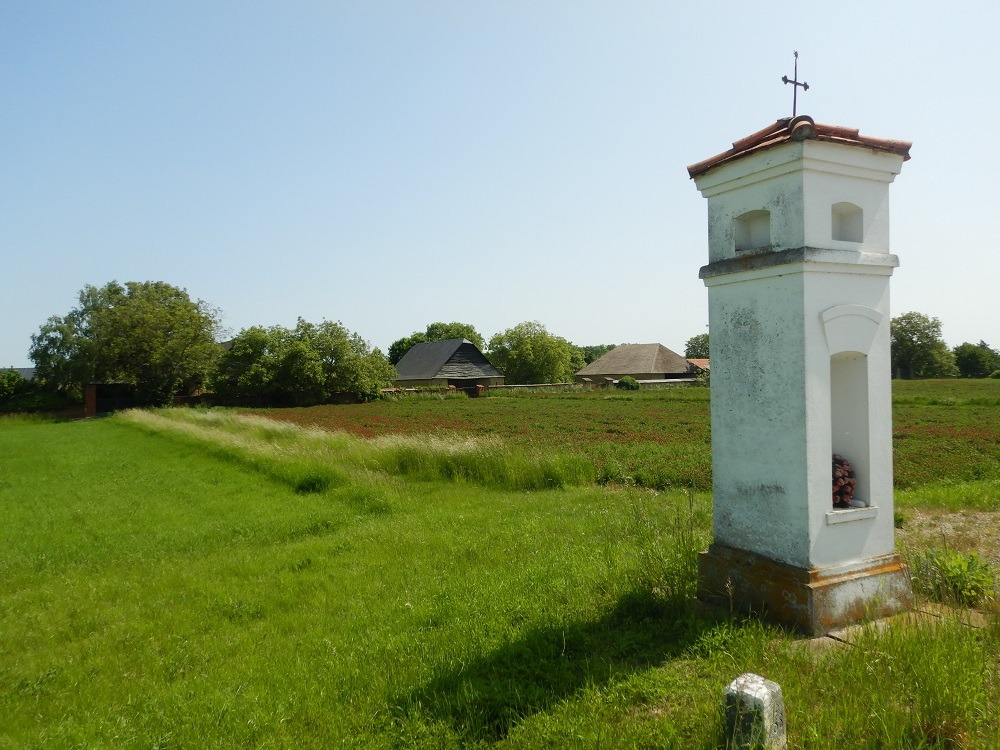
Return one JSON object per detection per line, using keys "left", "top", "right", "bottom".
{"left": 699, "top": 543, "right": 912, "bottom": 635}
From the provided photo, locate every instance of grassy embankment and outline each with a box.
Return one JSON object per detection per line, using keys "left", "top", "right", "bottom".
{"left": 0, "top": 384, "right": 997, "bottom": 747}
{"left": 251, "top": 378, "right": 1000, "bottom": 509}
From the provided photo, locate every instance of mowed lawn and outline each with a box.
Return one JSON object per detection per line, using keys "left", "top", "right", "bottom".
{"left": 1, "top": 415, "right": 718, "bottom": 748}
{"left": 1, "top": 383, "right": 998, "bottom": 748}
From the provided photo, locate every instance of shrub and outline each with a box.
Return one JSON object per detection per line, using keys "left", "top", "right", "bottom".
{"left": 0, "top": 372, "right": 72, "bottom": 412}
{"left": 0, "top": 369, "right": 23, "bottom": 402}
{"left": 909, "top": 547, "right": 995, "bottom": 607}
{"left": 990, "top": 370, "right": 1000, "bottom": 379}
{"left": 616, "top": 376, "right": 639, "bottom": 391}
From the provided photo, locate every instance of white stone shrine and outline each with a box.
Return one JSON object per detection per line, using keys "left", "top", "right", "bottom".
{"left": 689, "top": 115, "right": 913, "bottom": 634}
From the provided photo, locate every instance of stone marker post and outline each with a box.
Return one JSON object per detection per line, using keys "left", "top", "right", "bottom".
{"left": 724, "top": 673, "right": 786, "bottom": 750}
{"left": 688, "top": 116, "right": 913, "bottom": 635}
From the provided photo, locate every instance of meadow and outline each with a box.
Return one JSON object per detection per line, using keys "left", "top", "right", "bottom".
{"left": 0, "top": 381, "right": 997, "bottom": 748}
{"left": 248, "top": 379, "right": 1000, "bottom": 499}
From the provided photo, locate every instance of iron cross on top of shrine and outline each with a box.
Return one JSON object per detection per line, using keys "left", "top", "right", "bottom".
{"left": 782, "top": 51, "right": 809, "bottom": 117}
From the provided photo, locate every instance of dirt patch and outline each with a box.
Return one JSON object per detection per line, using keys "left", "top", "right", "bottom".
{"left": 896, "top": 509, "right": 1000, "bottom": 568}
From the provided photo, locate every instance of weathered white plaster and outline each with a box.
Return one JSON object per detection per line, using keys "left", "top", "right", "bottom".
{"left": 694, "top": 132, "right": 906, "bottom": 573}
{"left": 697, "top": 140, "right": 904, "bottom": 264}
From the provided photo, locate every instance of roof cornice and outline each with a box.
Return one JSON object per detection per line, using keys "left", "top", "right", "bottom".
{"left": 687, "top": 115, "right": 911, "bottom": 179}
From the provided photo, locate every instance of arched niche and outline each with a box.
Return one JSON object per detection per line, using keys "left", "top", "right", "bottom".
{"left": 822, "top": 305, "right": 884, "bottom": 511}
{"left": 832, "top": 202, "right": 863, "bottom": 243}
{"left": 734, "top": 210, "right": 770, "bottom": 252}
{"left": 830, "top": 351, "right": 871, "bottom": 506}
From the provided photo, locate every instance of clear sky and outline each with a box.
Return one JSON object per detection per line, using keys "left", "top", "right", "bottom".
{"left": 3, "top": 1, "right": 998, "bottom": 368}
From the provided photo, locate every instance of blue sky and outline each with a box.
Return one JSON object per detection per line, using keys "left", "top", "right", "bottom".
{"left": 3, "top": 1, "right": 998, "bottom": 367}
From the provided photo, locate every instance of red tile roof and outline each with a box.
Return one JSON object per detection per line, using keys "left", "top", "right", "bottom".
{"left": 687, "top": 115, "right": 911, "bottom": 179}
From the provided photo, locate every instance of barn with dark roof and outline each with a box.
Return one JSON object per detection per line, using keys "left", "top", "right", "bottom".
{"left": 393, "top": 339, "right": 504, "bottom": 390}
{"left": 574, "top": 343, "right": 694, "bottom": 385}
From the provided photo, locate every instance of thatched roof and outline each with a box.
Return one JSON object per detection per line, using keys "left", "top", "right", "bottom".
{"left": 576, "top": 343, "right": 689, "bottom": 377}
{"left": 394, "top": 339, "right": 502, "bottom": 380}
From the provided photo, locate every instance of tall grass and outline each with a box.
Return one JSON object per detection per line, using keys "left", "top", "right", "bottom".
{"left": 895, "top": 479, "right": 1000, "bottom": 512}
{"left": 253, "top": 379, "right": 1000, "bottom": 493}
{"left": 120, "top": 408, "right": 595, "bottom": 492}
{"left": 790, "top": 616, "right": 999, "bottom": 748}
{"left": 909, "top": 547, "right": 997, "bottom": 607}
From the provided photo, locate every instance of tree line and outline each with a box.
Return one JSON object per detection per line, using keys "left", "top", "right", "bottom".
{"left": 681, "top": 314, "right": 999, "bottom": 379}
{"left": 9, "top": 281, "right": 996, "bottom": 411}
{"left": 15, "top": 281, "right": 626, "bottom": 407}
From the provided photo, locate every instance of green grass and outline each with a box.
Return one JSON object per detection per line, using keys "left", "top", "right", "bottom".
{"left": 246, "top": 380, "right": 1000, "bottom": 494}
{"left": 1, "top": 402, "right": 997, "bottom": 747}
{"left": 896, "top": 479, "right": 1000, "bottom": 512}
{"left": 891, "top": 377, "right": 1000, "bottom": 405}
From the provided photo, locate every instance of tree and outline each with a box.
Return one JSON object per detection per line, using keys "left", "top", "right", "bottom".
{"left": 213, "top": 318, "right": 394, "bottom": 404}
{"left": 685, "top": 333, "right": 710, "bottom": 359}
{"left": 296, "top": 319, "right": 395, "bottom": 400}
{"left": 29, "top": 281, "right": 222, "bottom": 404}
{"left": 953, "top": 341, "right": 1000, "bottom": 378}
{"left": 424, "top": 322, "right": 484, "bottom": 350}
{"left": 387, "top": 333, "right": 428, "bottom": 366}
{"left": 388, "top": 322, "right": 485, "bottom": 364}
{"left": 574, "top": 344, "right": 617, "bottom": 365}
{"left": 889, "top": 312, "right": 956, "bottom": 379}
{"left": 0, "top": 370, "right": 25, "bottom": 403}
{"left": 487, "top": 321, "right": 577, "bottom": 385}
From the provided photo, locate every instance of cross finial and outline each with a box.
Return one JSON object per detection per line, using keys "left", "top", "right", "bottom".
{"left": 781, "top": 51, "right": 809, "bottom": 117}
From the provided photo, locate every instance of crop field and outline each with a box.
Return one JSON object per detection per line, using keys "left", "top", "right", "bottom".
{"left": 244, "top": 390, "right": 714, "bottom": 491}
{"left": 247, "top": 379, "right": 1000, "bottom": 495}
{"left": 0, "top": 380, "right": 997, "bottom": 748}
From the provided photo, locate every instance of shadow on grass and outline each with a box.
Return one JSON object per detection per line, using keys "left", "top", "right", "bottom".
{"left": 396, "top": 589, "right": 720, "bottom": 744}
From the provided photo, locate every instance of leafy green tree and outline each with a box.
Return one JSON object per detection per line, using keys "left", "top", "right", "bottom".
{"left": 685, "top": 333, "right": 710, "bottom": 359}
{"left": 487, "top": 321, "right": 577, "bottom": 385}
{"left": 953, "top": 341, "right": 1000, "bottom": 378}
{"left": 574, "top": 344, "right": 617, "bottom": 365}
{"left": 29, "top": 281, "right": 222, "bottom": 404}
{"left": 0, "top": 370, "right": 63, "bottom": 412}
{"left": 890, "top": 312, "right": 957, "bottom": 379}
{"left": 214, "top": 318, "right": 394, "bottom": 404}
{"left": 0, "top": 370, "right": 25, "bottom": 403}
{"left": 388, "top": 322, "right": 485, "bottom": 364}
{"left": 424, "top": 322, "right": 484, "bottom": 350}
{"left": 296, "top": 319, "right": 395, "bottom": 400}
{"left": 387, "top": 333, "right": 428, "bottom": 365}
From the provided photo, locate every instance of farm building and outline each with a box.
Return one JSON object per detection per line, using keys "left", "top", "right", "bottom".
{"left": 575, "top": 343, "right": 694, "bottom": 385}
{"left": 4, "top": 367, "right": 36, "bottom": 380}
{"left": 393, "top": 339, "right": 504, "bottom": 390}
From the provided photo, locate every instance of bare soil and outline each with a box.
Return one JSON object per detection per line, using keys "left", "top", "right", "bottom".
{"left": 897, "top": 509, "right": 1000, "bottom": 568}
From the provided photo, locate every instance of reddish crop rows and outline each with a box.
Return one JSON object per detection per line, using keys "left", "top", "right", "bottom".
{"left": 245, "top": 385, "right": 1000, "bottom": 492}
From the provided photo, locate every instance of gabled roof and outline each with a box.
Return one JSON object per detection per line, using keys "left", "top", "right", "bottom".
{"left": 687, "top": 358, "right": 710, "bottom": 371}
{"left": 394, "top": 339, "right": 502, "bottom": 380}
{"left": 687, "top": 115, "right": 912, "bottom": 179}
{"left": 576, "top": 344, "right": 689, "bottom": 377}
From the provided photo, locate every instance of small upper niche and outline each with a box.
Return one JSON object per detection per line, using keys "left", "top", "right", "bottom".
{"left": 734, "top": 210, "right": 770, "bottom": 252}
{"left": 832, "top": 202, "right": 863, "bottom": 243}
